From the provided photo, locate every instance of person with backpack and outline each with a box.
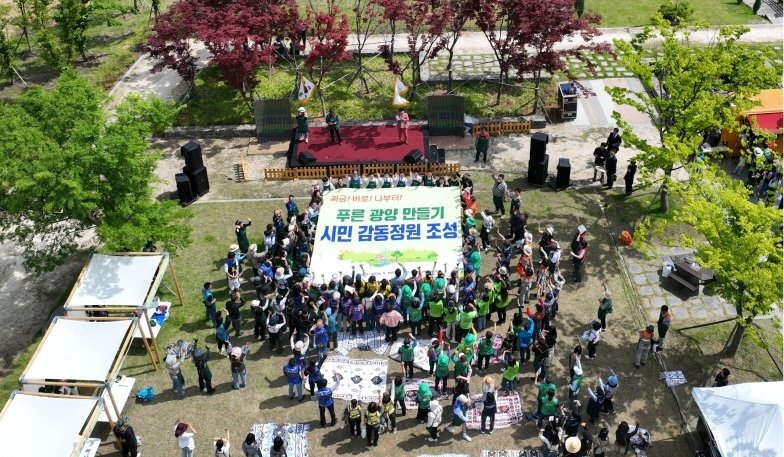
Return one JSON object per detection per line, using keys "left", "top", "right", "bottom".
{"left": 165, "top": 350, "right": 185, "bottom": 399}
{"left": 364, "top": 401, "right": 382, "bottom": 447}
{"left": 227, "top": 342, "right": 250, "bottom": 389}
{"left": 601, "top": 370, "right": 619, "bottom": 413}
{"left": 213, "top": 429, "right": 231, "bottom": 457}
{"left": 597, "top": 289, "right": 613, "bottom": 330}
{"left": 192, "top": 343, "right": 215, "bottom": 395}
{"left": 426, "top": 338, "right": 442, "bottom": 376}
{"left": 315, "top": 373, "right": 341, "bottom": 427}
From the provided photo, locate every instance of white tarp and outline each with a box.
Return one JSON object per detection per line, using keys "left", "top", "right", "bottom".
{"left": 692, "top": 381, "right": 784, "bottom": 457}
{"left": 0, "top": 392, "right": 100, "bottom": 457}
{"left": 66, "top": 253, "right": 165, "bottom": 309}
{"left": 311, "top": 187, "right": 463, "bottom": 280}
{"left": 22, "top": 318, "right": 134, "bottom": 383}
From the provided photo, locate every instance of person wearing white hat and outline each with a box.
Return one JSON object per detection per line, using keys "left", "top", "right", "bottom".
{"left": 564, "top": 435, "right": 582, "bottom": 455}
{"left": 518, "top": 244, "right": 535, "bottom": 306}
{"left": 296, "top": 107, "right": 309, "bottom": 143}
{"left": 446, "top": 394, "right": 472, "bottom": 441}
{"left": 226, "top": 341, "right": 250, "bottom": 389}
{"left": 479, "top": 209, "right": 495, "bottom": 251}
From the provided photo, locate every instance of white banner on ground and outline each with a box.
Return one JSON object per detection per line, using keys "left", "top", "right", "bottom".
{"left": 311, "top": 187, "right": 463, "bottom": 281}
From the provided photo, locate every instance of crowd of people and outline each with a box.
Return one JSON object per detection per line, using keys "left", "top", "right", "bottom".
{"left": 153, "top": 171, "right": 693, "bottom": 457}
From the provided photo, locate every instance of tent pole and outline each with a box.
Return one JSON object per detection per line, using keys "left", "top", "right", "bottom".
{"left": 142, "top": 311, "right": 161, "bottom": 362}
{"left": 105, "top": 384, "right": 121, "bottom": 424}
{"left": 168, "top": 259, "right": 186, "bottom": 307}
{"left": 140, "top": 331, "right": 158, "bottom": 370}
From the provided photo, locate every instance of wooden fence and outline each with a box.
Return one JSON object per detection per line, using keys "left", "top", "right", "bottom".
{"left": 474, "top": 120, "right": 531, "bottom": 135}
{"left": 263, "top": 162, "right": 461, "bottom": 181}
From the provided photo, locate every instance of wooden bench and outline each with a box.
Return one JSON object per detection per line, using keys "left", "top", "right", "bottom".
{"left": 667, "top": 271, "right": 698, "bottom": 292}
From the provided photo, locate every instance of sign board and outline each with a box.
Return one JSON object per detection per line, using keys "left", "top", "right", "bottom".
{"left": 310, "top": 187, "right": 463, "bottom": 280}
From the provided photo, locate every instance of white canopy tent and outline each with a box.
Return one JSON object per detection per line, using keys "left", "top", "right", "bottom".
{"left": 0, "top": 391, "right": 102, "bottom": 457}
{"left": 19, "top": 317, "right": 140, "bottom": 424}
{"left": 692, "top": 381, "right": 784, "bottom": 457}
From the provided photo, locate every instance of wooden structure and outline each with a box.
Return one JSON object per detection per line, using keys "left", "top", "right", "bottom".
{"left": 264, "top": 162, "right": 461, "bottom": 181}
{"left": 666, "top": 253, "right": 715, "bottom": 294}
{"left": 234, "top": 157, "right": 249, "bottom": 182}
{"left": 428, "top": 95, "right": 466, "bottom": 137}
{"left": 473, "top": 120, "right": 532, "bottom": 136}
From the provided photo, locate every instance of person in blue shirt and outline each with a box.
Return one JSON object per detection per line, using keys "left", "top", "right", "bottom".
{"left": 310, "top": 319, "right": 329, "bottom": 360}
{"left": 517, "top": 316, "right": 535, "bottom": 364}
{"left": 315, "top": 373, "right": 342, "bottom": 427}
{"left": 284, "top": 358, "right": 304, "bottom": 402}
{"left": 286, "top": 195, "right": 299, "bottom": 219}
{"left": 304, "top": 355, "right": 326, "bottom": 398}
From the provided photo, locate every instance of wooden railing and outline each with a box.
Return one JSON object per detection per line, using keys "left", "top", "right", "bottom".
{"left": 474, "top": 120, "right": 531, "bottom": 135}
{"left": 263, "top": 162, "right": 461, "bottom": 181}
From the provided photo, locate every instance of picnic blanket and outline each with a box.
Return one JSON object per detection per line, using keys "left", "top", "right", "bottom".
{"left": 403, "top": 378, "right": 450, "bottom": 409}
{"left": 466, "top": 393, "right": 524, "bottom": 430}
{"left": 251, "top": 423, "right": 309, "bottom": 457}
{"left": 481, "top": 451, "right": 539, "bottom": 457}
{"left": 659, "top": 370, "right": 687, "bottom": 388}
{"left": 389, "top": 338, "right": 432, "bottom": 372}
{"left": 335, "top": 330, "right": 389, "bottom": 356}
{"left": 320, "top": 356, "right": 388, "bottom": 403}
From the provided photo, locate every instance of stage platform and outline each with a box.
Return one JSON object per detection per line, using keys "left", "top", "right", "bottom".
{"left": 288, "top": 125, "right": 431, "bottom": 167}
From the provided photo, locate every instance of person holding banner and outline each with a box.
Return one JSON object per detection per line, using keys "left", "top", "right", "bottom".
{"left": 395, "top": 108, "right": 410, "bottom": 144}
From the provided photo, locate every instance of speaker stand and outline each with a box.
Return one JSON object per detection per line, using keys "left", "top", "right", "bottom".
{"left": 548, "top": 177, "right": 573, "bottom": 192}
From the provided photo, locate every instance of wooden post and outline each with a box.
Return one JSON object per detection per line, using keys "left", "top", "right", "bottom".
{"left": 140, "top": 330, "right": 158, "bottom": 370}
{"left": 105, "top": 384, "right": 121, "bottom": 423}
{"left": 168, "top": 260, "right": 186, "bottom": 307}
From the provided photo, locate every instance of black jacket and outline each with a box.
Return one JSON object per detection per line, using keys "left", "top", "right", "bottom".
{"left": 605, "top": 155, "right": 618, "bottom": 176}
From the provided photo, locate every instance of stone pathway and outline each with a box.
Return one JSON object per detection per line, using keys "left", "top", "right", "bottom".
{"left": 622, "top": 246, "right": 736, "bottom": 322}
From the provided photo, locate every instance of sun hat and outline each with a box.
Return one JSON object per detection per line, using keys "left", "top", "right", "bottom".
{"left": 251, "top": 300, "right": 260, "bottom": 307}
{"left": 294, "top": 341, "right": 304, "bottom": 352}
{"left": 573, "top": 365, "right": 583, "bottom": 376}
{"left": 546, "top": 226, "right": 554, "bottom": 235}
{"left": 468, "top": 228, "right": 478, "bottom": 236}
{"left": 275, "top": 267, "right": 285, "bottom": 279}
{"left": 298, "top": 107, "right": 305, "bottom": 113}
{"left": 499, "top": 266, "right": 508, "bottom": 275}
{"left": 457, "top": 394, "right": 469, "bottom": 404}
{"left": 464, "top": 333, "right": 476, "bottom": 345}
{"left": 484, "top": 376, "right": 494, "bottom": 386}
{"left": 248, "top": 243, "right": 258, "bottom": 252}
{"left": 525, "top": 232, "right": 533, "bottom": 243}
{"left": 464, "top": 209, "right": 474, "bottom": 217}
{"left": 565, "top": 437, "right": 581, "bottom": 453}
{"left": 229, "top": 244, "right": 240, "bottom": 252}
{"left": 230, "top": 346, "right": 242, "bottom": 358}
{"left": 523, "top": 245, "right": 533, "bottom": 256}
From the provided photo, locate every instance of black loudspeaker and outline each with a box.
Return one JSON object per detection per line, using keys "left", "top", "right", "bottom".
{"left": 527, "top": 154, "right": 549, "bottom": 186}
{"left": 181, "top": 141, "right": 204, "bottom": 173}
{"left": 437, "top": 148, "right": 446, "bottom": 164}
{"left": 187, "top": 166, "right": 210, "bottom": 196}
{"left": 404, "top": 149, "right": 424, "bottom": 163}
{"left": 555, "top": 157, "right": 571, "bottom": 189}
{"left": 175, "top": 173, "right": 195, "bottom": 205}
{"left": 530, "top": 132, "right": 549, "bottom": 163}
{"left": 298, "top": 151, "right": 316, "bottom": 164}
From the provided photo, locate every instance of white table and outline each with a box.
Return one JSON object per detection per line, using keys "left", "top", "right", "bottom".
{"left": 132, "top": 302, "right": 171, "bottom": 339}
{"left": 79, "top": 438, "right": 101, "bottom": 457}
{"left": 98, "top": 376, "right": 136, "bottom": 423}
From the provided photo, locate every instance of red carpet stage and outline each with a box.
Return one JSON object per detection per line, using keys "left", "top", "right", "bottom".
{"left": 288, "top": 125, "right": 430, "bottom": 167}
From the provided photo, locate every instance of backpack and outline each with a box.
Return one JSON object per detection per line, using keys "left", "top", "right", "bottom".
{"left": 136, "top": 386, "right": 155, "bottom": 402}
{"left": 216, "top": 323, "right": 229, "bottom": 342}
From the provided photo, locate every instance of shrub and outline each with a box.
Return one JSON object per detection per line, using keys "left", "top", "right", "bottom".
{"left": 658, "top": 0, "right": 694, "bottom": 25}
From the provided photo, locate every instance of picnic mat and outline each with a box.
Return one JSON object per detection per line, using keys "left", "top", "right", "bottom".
{"left": 335, "top": 330, "right": 389, "bottom": 356}
{"left": 251, "top": 423, "right": 309, "bottom": 457}
{"left": 389, "top": 338, "right": 432, "bottom": 372}
{"left": 403, "top": 378, "right": 450, "bottom": 409}
{"left": 481, "top": 451, "right": 539, "bottom": 457}
{"left": 659, "top": 370, "right": 687, "bottom": 388}
{"left": 320, "top": 356, "right": 388, "bottom": 403}
{"left": 466, "top": 393, "right": 524, "bottom": 430}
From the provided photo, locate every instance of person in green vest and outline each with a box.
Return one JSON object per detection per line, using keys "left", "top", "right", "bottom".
{"left": 296, "top": 107, "right": 309, "bottom": 143}
{"left": 597, "top": 289, "right": 613, "bottom": 330}
{"left": 366, "top": 173, "right": 379, "bottom": 189}
{"left": 457, "top": 331, "right": 476, "bottom": 366}
{"left": 234, "top": 220, "right": 252, "bottom": 254}
{"left": 434, "top": 270, "right": 447, "bottom": 297}
{"left": 423, "top": 171, "right": 435, "bottom": 187}
{"left": 463, "top": 210, "right": 477, "bottom": 238}
{"left": 427, "top": 294, "right": 444, "bottom": 337}
{"left": 426, "top": 338, "right": 442, "bottom": 375}
{"left": 326, "top": 108, "right": 341, "bottom": 144}
{"left": 477, "top": 329, "right": 496, "bottom": 375}
{"left": 474, "top": 126, "right": 490, "bottom": 163}
{"left": 434, "top": 353, "right": 451, "bottom": 394}
{"left": 400, "top": 281, "right": 415, "bottom": 324}
{"left": 500, "top": 352, "right": 520, "bottom": 396}
{"left": 534, "top": 375, "right": 556, "bottom": 418}
{"left": 348, "top": 170, "right": 363, "bottom": 189}
{"left": 381, "top": 173, "right": 393, "bottom": 188}
{"left": 398, "top": 334, "right": 418, "bottom": 379}
{"left": 396, "top": 171, "right": 408, "bottom": 187}
{"left": 419, "top": 278, "right": 432, "bottom": 317}
{"left": 535, "top": 388, "right": 559, "bottom": 428}
{"left": 456, "top": 302, "right": 477, "bottom": 342}
{"left": 407, "top": 299, "right": 424, "bottom": 337}
{"left": 475, "top": 292, "right": 491, "bottom": 331}
{"left": 494, "top": 286, "right": 511, "bottom": 326}
{"left": 391, "top": 376, "right": 406, "bottom": 416}
{"left": 416, "top": 381, "right": 432, "bottom": 422}
{"left": 444, "top": 300, "right": 459, "bottom": 342}
{"left": 568, "top": 365, "right": 583, "bottom": 404}
{"left": 452, "top": 351, "right": 471, "bottom": 380}
{"left": 409, "top": 171, "right": 422, "bottom": 187}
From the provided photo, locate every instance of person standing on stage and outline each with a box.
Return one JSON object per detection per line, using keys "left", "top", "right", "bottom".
{"left": 396, "top": 108, "right": 410, "bottom": 144}
{"left": 326, "top": 108, "right": 342, "bottom": 145}
{"left": 296, "top": 107, "right": 309, "bottom": 143}
{"left": 475, "top": 127, "right": 490, "bottom": 163}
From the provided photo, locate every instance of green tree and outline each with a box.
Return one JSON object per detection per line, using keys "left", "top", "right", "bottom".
{"left": 30, "top": 0, "right": 66, "bottom": 70}
{"left": 0, "top": 70, "right": 191, "bottom": 273}
{"left": 676, "top": 165, "right": 782, "bottom": 357}
{"left": 606, "top": 17, "right": 778, "bottom": 213}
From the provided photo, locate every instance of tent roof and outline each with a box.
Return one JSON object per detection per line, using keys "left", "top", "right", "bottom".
{"left": 21, "top": 318, "right": 135, "bottom": 384}
{"left": 0, "top": 392, "right": 100, "bottom": 457}
{"left": 65, "top": 253, "right": 168, "bottom": 309}
{"left": 748, "top": 112, "right": 784, "bottom": 134}
{"left": 745, "top": 89, "right": 783, "bottom": 115}
{"left": 692, "top": 381, "right": 784, "bottom": 457}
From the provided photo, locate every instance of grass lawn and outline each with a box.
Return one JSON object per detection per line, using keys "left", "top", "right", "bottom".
{"left": 585, "top": 0, "right": 762, "bottom": 27}
{"left": 177, "top": 56, "right": 556, "bottom": 126}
